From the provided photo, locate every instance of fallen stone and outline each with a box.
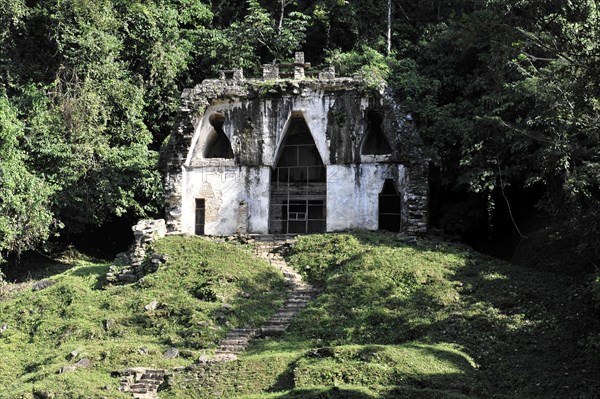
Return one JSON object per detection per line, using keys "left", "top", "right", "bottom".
{"left": 74, "top": 358, "right": 91, "bottom": 368}
{"left": 32, "top": 280, "right": 56, "bottom": 291}
{"left": 221, "top": 303, "right": 233, "bottom": 311}
{"left": 59, "top": 365, "right": 78, "bottom": 374}
{"left": 164, "top": 347, "right": 179, "bottom": 359}
{"left": 213, "top": 353, "right": 237, "bottom": 363}
{"left": 306, "top": 347, "right": 334, "bottom": 358}
{"left": 180, "top": 349, "right": 195, "bottom": 358}
{"left": 197, "top": 355, "right": 210, "bottom": 364}
{"left": 0, "top": 324, "right": 7, "bottom": 334}
{"left": 144, "top": 300, "right": 159, "bottom": 311}
{"left": 104, "top": 319, "right": 115, "bottom": 331}
{"left": 67, "top": 348, "right": 81, "bottom": 360}
{"left": 150, "top": 254, "right": 169, "bottom": 265}
{"left": 138, "top": 347, "right": 148, "bottom": 355}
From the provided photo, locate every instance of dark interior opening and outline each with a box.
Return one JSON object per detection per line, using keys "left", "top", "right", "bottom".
{"left": 204, "top": 113, "right": 234, "bottom": 159}
{"left": 195, "top": 198, "right": 205, "bottom": 235}
{"left": 362, "top": 110, "right": 392, "bottom": 155}
{"left": 379, "top": 179, "right": 401, "bottom": 232}
{"left": 270, "top": 117, "right": 326, "bottom": 234}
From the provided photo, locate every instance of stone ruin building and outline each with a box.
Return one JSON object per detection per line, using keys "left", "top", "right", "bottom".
{"left": 163, "top": 53, "right": 429, "bottom": 236}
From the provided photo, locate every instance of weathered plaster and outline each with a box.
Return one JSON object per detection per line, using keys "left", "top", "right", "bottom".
{"left": 181, "top": 166, "right": 270, "bottom": 235}
{"left": 326, "top": 164, "right": 408, "bottom": 231}
{"left": 165, "top": 58, "right": 429, "bottom": 236}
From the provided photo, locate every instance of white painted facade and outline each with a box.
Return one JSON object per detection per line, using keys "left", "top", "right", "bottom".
{"left": 166, "top": 74, "right": 428, "bottom": 236}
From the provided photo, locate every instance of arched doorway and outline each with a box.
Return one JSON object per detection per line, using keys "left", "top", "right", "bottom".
{"left": 379, "top": 179, "right": 401, "bottom": 232}
{"left": 269, "top": 116, "right": 326, "bottom": 234}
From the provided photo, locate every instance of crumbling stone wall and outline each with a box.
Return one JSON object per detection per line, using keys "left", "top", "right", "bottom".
{"left": 107, "top": 219, "right": 167, "bottom": 284}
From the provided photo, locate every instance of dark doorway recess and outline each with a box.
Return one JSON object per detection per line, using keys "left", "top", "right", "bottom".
{"left": 379, "top": 179, "right": 401, "bottom": 232}
{"left": 270, "top": 116, "right": 326, "bottom": 234}
{"left": 204, "top": 113, "right": 234, "bottom": 159}
{"left": 195, "top": 199, "right": 205, "bottom": 235}
{"left": 362, "top": 110, "right": 392, "bottom": 155}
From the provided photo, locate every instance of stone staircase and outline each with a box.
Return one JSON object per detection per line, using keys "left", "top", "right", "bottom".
{"left": 120, "top": 235, "right": 317, "bottom": 398}
{"left": 118, "top": 367, "right": 169, "bottom": 399}
{"left": 213, "top": 235, "right": 317, "bottom": 356}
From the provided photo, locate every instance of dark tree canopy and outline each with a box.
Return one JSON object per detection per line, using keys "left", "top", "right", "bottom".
{"left": 0, "top": 0, "right": 598, "bottom": 273}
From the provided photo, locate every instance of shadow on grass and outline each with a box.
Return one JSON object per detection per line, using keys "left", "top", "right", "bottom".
{"left": 443, "top": 255, "right": 600, "bottom": 397}
{"left": 276, "top": 231, "right": 600, "bottom": 398}
{"left": 268, "top": 358, "right": 299, "bottom": 392}
{"left": 63, "top": 263, "right": 110, "bottom": 289}
{"left": 269, "top": 387, "right": 379, "bottom": 399}
{"left": 3, "top": 252, "right": 73, "bottom": 283}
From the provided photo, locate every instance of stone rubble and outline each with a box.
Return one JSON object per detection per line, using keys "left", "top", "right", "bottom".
{"left": 144, "top": 300, "right": 159, "bottom": 312}
{"left": 117, "top": 367, "right": 171, "bottom": 399}
{"left": 106, "top": 219, "right": 167, "bottom": 284}
{"left": 32, "top": 279, "right": 56, "bottom": 291}
{"left": 164, "top": 347, "right": 179, "bottom": 359}
{"left": 67, "top": 348, "right": 81, "bottom": 360}
{"left": 59, "top": 357, "right": 91, "bottom": 374}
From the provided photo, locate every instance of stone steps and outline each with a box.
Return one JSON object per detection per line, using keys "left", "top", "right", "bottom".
{"left": 214, "top": 237, "right": 318, "bottom": 354}
{"left": 120, "top": 235, "right": 318, "bottom": 399}
{"left": 119, "top": 367, "right": 168, "bottom": 399}
{"left": 119, "top": 236, "right": 319, "bottom": 399}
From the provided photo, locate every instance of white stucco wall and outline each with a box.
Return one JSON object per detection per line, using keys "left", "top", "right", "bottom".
{"left": 327, "top": 164, "right": 407, "bottom": 232}
{"left": 181, "top": 166, "right": 270, "bottom": 235}
{"left": 180, "top": 87, "right": 413, "bottom": 236}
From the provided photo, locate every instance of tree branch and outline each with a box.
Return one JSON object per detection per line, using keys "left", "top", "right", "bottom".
{"left": 497, "top": 160, "right": 527, "bottom": 239}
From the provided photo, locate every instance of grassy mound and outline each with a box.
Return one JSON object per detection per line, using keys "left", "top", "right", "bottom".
{"left": 0, "top": 236, "right": 287, "bottom": 398}
{"left": 165, "top": 232, "right": 600, "bottom": 399}
{"left": 1, "top": 232, "right": 598, "bottom": 398}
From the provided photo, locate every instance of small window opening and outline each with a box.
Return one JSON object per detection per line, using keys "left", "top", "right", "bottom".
{"left": 195, "top": 199, "right": 205, "bottom": 235}
{"left": 362, "top": 110, "right": 392, "bottom": 155}
{"left": 204, "top": 113, "right": 234, "bottom": 159}
{"left": 379, "top": 179, "right": 401, "bottom": 232}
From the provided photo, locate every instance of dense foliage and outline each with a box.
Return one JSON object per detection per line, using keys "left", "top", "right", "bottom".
{"left": 0, "top": 0, "right": 598, "bottom": 273}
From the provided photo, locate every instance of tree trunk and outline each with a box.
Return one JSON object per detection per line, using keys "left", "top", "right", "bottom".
{"left": 387, "top": 0, "right": 392, "bottom": 55}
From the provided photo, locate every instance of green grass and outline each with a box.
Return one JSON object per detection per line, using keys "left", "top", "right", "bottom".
{"left": 0, "top": 236, "right": 287, "bottom": 398}
{"left": 1, "top": 232, "right": 599, "bottom": 398}
{"left": 164, "top": 232, "right": 600, "bottom": 399}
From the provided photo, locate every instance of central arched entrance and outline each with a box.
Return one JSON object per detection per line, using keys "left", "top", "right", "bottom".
{"left": 269, "top": 116, "right": 326, "bottom": 234}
